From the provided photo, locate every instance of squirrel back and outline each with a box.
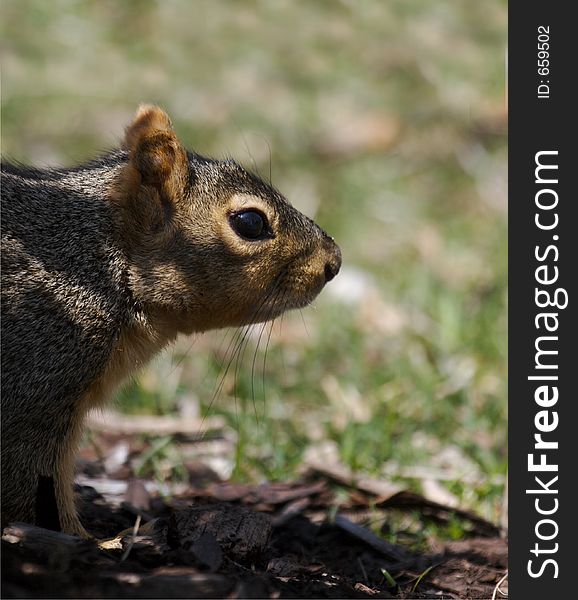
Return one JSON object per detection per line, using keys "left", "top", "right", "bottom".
{"left": 2, "top": 153, "right": 131, "bottom": 411}
{"left": 0, "top": 105, "right": 341, "bottom": 536}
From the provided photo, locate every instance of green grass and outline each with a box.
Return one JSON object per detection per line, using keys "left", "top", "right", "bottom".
{"left": 2, "top": 0, "right": 507, "bottom": 525}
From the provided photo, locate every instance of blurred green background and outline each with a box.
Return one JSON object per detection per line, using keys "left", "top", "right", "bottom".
{"left": 1, "top": 0, "right": 507, "bottom": 528}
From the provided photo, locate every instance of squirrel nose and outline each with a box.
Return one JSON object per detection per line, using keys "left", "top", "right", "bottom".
{"left": 324, "top": 243, "right": 342, "bottom": 283}
{"left": 324, "top": 260, "right": 339, "bottom": 282}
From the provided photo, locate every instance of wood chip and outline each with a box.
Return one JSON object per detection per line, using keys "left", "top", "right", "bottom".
{"left": 168, "top": 503, "right": 272, "bottom": 560}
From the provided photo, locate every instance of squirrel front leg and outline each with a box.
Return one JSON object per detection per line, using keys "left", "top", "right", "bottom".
{"left": 51, "top": 415, "right": 92, "bottom": 539}
{"left": 1, "top": 415, "right": 88, "bottom": 538}
{"left": 22, "top": 412, "right": 91, "bottom": 538}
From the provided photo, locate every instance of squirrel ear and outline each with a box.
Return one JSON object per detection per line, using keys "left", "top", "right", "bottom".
{"left": 122, "top": 104, "right": 189, "bottom": 196}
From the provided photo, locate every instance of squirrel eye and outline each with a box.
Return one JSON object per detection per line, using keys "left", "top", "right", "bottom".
{"left": 229, "top": 210, "right": 268, "bottom": 240}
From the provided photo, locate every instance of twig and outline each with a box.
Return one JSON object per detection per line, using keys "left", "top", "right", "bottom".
{"left": 492, "top": 570, "right": 508, "bottom": 600}
{"left": 357, "top": 556, "right": 369, "bottom": 585}
{"left": 120, "top": 514, "right": 142, "bottom": 562}
{"left": 87, "top": 411, "right": 225, "bottom": 438}
{"left": 334, "top": 514, "right": 409, "bottom": 561}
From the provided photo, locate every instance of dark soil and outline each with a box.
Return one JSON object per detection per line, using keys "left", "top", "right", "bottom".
{"left": 2, "top": 481, "right": 507, "bottom": 599}
{"left": 2, "top": 427, "right": 507, "bottom": 598}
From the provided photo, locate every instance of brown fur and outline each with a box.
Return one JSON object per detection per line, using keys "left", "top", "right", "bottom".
{"left": 1, "top": 105, "right": 341, "bottom": 537}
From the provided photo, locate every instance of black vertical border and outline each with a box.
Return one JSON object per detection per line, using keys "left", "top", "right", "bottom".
{"left": 509, "top": 3, "right": 575, "bottom": 597}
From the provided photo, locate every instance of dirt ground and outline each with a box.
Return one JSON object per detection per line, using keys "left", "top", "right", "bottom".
{"left": 2, "top": 428, "right": 508, "bottom": 599}
{"left": 2, "top": 485, "right": 507, "bottom": 599}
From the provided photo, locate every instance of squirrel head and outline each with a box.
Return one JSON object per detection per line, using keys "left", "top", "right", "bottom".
{"left": 113, "top": 104, "right": 341, "bottom": 334}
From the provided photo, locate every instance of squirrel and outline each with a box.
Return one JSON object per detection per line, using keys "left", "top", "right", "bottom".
{"left": 1, "top": 105, "right": 341, "bottom": 538}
